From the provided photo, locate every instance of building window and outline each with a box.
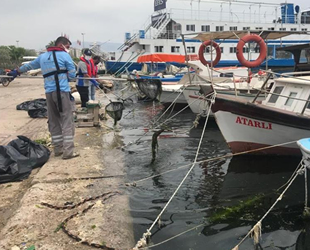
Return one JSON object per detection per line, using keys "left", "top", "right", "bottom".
{"left": 230, "top": 47, "right": 237, "bottom": 53}
{"left": 268, "top": 27, "right": 275, "bottom": 30}
{"left": 201, "top": 25, "right": 210, "bottom": 32}
{"left": 230, "top": 26, "right": 237, "bottom": 31}
{"left": 243, "top": 27, "right": 250, "bottom": 30}
{"left": 216, "top": 26, "right": 224, "bottom": 31}
{"left": 279, "top": 28, "right": 286, "bottom": 31}
{"left": 243, "top": 47, "right": 249, "bottom": 53}
{"left": 268, "top": 86, "right": 284, "bottom": 103}
{"left": 302, "top": 28, "right": 308, "bottom": 31}
{"left": 186, "top": 24, "right": 195, "bottom": 31}
{"left": 291, "top": 28, "right": 297, "bottom": 31}
{"left": 155, "top": 46, "right": 164, "bottom": 52}
{"left": 255, "top": 27, "right": 263, "bottom": 30}
{"left": 203, "top": 47, "right": 210, "bottom": 53}
{"left": 187, "top": 47, "right": 195, "bottom": 53}
{"left": 171, "top": 46, "right": 180, "bottom": 53}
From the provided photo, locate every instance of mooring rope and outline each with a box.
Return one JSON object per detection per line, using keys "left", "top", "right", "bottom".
{"left": 230, "top": 161, "right": 305, "bottom": 250}
{"left": 304, "top": 160, "right": 309, "bottom": 209}
{"left": 126, "top": 140, "right": 297, "bottom": 186}
{"left": 131, "top": 93, "right": 204, "bottom": 146}
{"left": 131, "top": 94, "right": 216, "bottom": 250}
{"left": 137, "top": 222, "right": 206, "bottom": 249}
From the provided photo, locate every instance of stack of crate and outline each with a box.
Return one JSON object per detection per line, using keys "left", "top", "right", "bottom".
{"left": 75, "top": 101, "right": 101, "bottom": 127}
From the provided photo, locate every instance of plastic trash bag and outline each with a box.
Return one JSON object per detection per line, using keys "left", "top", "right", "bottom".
{"left": 28, "top": 108, "right": 47, "bottom": 118}
{"left": 16, "top": 98, "right": 46, "bottom": 111}
{"left": 0, "top": 146, "right": 32, "bottom": 183}
{"left": 8, "top": 136, "right": 50, "bottom": 168}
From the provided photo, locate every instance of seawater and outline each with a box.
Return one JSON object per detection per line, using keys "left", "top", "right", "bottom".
{"left": 114, "top": 85, "right": 310, "bottom": 250}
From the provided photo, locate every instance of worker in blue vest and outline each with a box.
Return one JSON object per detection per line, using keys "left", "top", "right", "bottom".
{"left": 7, "top": 36, "right": 79, "bottom": 160}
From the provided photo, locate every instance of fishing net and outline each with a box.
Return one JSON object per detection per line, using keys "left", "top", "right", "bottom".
{"left": 135, "top": 78, "right": 162, "bottom": 101}
{"left": 105, "top": 102, "right": 124, "bottom": 125}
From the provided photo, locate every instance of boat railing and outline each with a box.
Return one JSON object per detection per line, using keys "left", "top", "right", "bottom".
{"left": 280, "top": 71, "right": 310, "bottom": 76}
{"left": 169, "top": 7, "right": 298, "bottom": 25}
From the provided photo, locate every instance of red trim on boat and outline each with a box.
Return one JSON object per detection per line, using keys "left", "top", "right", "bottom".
{"left": 228, "top": 141, "right": 300, "bottom": 156}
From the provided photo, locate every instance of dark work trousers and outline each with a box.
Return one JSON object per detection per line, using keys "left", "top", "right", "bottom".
{"left": 46, "top": 91, "right": 75, "bottom": 158}
{"left": 76, "top": 85, "right": 89, "bottom": 107}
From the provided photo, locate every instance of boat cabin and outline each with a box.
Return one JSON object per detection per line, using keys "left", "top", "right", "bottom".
{"left": 263, "top": 44, "right": 310, "bottom": 115}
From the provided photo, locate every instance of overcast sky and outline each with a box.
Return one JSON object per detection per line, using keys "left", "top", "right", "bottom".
{"left": 1, "top": 0, "right": 309, "bottom": 51}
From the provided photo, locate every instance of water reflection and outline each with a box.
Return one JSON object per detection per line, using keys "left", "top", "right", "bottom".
{"left": 118, "top": 95, "right": 310, "bottom": 249}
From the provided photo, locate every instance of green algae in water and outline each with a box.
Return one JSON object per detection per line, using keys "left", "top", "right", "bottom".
{"left": 209, "top": 194, "right": 265, "bottom": 223}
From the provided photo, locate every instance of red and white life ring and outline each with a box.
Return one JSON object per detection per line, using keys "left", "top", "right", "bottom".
{"left": 236, "top": 34, "right": 267, "bottom": 68}
{"left": 199, "top": 40, "right": 221, "bottom": 67}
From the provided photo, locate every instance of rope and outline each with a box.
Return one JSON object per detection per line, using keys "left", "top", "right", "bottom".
{"left": 137, "top": 223, "right": 206, "bottom": 249}
{"left": 126, "top": 140, "right": 297, "bottom": 186}
{"left": 131, "top": 93, "right": 216, "bottom": 250}
{"left": 305, "top": 160, "right": 308, "bottom": 209}
{"left": 230, "top": 162, "right": 305, "bottom": 250}
{"left": 131, "top": 95, "right": 203, "bottom": 146}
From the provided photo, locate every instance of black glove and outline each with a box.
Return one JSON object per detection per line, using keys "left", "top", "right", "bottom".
{"left": 7, "top": 69, "right": 20, "bottom": 81}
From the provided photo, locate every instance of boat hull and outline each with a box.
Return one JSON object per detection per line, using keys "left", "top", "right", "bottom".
{"left": 212, "top": 95, "right": 310, "bottom": 155}
{"left": 161, "top": 85, "right": 187, "bottom": 104}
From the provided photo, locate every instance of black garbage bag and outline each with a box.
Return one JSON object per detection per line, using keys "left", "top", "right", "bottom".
{"left": 28, "top": 108, "right": 47, "bottom": 118}
{"left": 135, "top": 78, "right": 162, "bottom": 101}
{"left": 16, "top": 98, "right": 46, "bottom": 111}
{"left": 0, "top": 146, "right": 32, "bottom": 183}
{"left": 8, "top": 136, "right": 50, "bottom": 168}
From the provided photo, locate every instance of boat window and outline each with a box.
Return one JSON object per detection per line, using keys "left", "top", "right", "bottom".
{"left": 290, "top": 28, "right": 297, "bottom": 31}
{"left": 230, "top": 47, "right": 237, "bottom": 53}
{"left": 305, "top": 94, "right": 310, "bottom": 110}
{"left": 302, "top": 28, "right": 308, "bottom": 31}
{"left": 220, "top": 47, "right": 224, "bottom": 53}
{"left": 155, "top": 46, "right": 164, "bottom": 52}
{"left": 284, "top": 92, "right": 297, "bottom": 106}
{"left": 275, "top": 46, "right": 292, "bottom": 59}
{"left": 255, "top": 27, "right": 263, "bottom": 30}
{"left": 230, "top": 26, "right": 237, "bottom": 31}
{"left": 171, "top": 46, "right": 180, "bottom": 53}
{"left": 243, "top": 27, "right": 250, "bottom": 30}
{"left": 216, "top": 26, "right": 224, "bottom": 31}
{"left": 300, "top": 49, "right": 310, "bottom": 63}
{"left": 187, "top": 47, "right": 195, "bottom": 53}
{"left": 279, "top": 28, "right": 286, "bottom": 31}
{"left": 268, "top": 46, "right": 274, "bottom": 57}
{"left": 220, "top": 72, "right": 234, "bottom": 77}
{"left": 268, "top": 86, "right": 284, "bottom": 103}
{"left": 268, "top": 27, "right": 275, "bottom": 30}
{"left": 186, "top": 25, "right": 195, "bottom": 31}
{"left": 201, "top": 25, "right": 210, "bottom": 32}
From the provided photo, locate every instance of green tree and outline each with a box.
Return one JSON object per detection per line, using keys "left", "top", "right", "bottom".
{"left": 8, "top": 46, "right": 26, "bottom": 64}
{"left": 46, "top": 40, "right": 55, "bottom": 49}
{"left": 24, "top": 49, "right": 37, "bottom": 57}
{"left": 0, "top": 46, "right": 12, "bottom": 69}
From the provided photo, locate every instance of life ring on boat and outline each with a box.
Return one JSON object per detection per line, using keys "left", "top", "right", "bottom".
{"left": 199, "top": 40, "right": 221, "bottom": 67}
{"left": 236, "top": 34, "right": 267, "bottom": 68}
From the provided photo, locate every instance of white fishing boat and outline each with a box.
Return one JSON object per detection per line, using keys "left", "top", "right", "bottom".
{"left": 211, "top": 43, "right": 310, "bottom": 155}
{"left": 105, "top": 0, "right": 310, "bottom": 74}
